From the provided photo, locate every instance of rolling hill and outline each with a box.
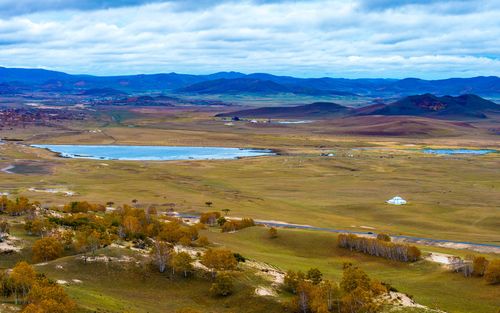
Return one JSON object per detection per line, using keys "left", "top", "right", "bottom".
{"left": 363, "top": 94, "right": 500, "bottom": 119}
{"left": 216, "top": 102, "right": 351, "bottom": 118}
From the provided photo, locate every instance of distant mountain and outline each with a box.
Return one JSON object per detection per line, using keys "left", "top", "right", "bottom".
{"left": 0, "top": 66, "right": 499, "bottom": 97}
{"left": 363, "top": 94, "right": 500, "bottom": 119}
{"left": 216, "top": 102, "right": 350, "bottom": 118}
{"left": 177, "top": 78, "right": 355, "bottom": 95}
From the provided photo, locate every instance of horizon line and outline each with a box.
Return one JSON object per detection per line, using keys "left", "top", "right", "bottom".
{"left": 1, "top": 66, "right": 499, "bottom": 81}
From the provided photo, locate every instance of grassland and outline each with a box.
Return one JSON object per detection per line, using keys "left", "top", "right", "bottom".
{"left": 1, "top": 106, "right": 499, "bottom": 312}
{"left": 204, "top": 226, "right": 500, "bottom": 313}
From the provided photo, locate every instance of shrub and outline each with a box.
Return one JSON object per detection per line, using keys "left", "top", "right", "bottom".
{"left": 484, "top": 260, "right": 500, "bottom": 284}
{"left": 32, "top": 237, "right": 63, "bottom": 262}
{"left": 210, "top": 273, "right": 233, "bottom": 297}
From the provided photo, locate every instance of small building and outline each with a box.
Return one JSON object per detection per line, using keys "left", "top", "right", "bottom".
{"left": 387, "top": 196, "right": 407, "bottom": 205}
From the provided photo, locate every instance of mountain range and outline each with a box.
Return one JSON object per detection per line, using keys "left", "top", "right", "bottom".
{"left": 216, "top": 94, "right": 500, "bottom": 120}
{"left": 1, "top": 67, "right": 500, "bottom": 97}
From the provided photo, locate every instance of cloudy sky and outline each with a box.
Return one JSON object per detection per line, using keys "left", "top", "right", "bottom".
{"left": 0, "top": 0, "right": 498, "bottom": 78}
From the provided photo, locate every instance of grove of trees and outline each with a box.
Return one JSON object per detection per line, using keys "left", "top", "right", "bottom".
{"left": 338, "top": 234, "right": 421, "bottom": 262}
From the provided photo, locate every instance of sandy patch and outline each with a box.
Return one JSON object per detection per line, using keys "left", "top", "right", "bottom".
{"left": 245, "top": 260, "right": 284, "bottom": 286}
{"left": 76, "top": 255, "right": 135, "bottom": 263}
{"left": 385, "top": 291, "right": 445, "bottom": 312}
{"left": 28, "top": 187, "right": 75, "bottom": 196}
{"left": 425, "top": 252, "right": 454, "bottom": 265}
{"left": 0, "top": 235, "right": 22, "bottom": 253}
{"left": 255, "top": 286, "right": 277, "bottom": 297}
{"left": 56, "top": 280, "right": 68, "bottom": 285}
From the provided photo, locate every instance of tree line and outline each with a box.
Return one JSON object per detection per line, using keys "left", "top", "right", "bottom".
{"left": 337, "top": 233, "right": 421, "bottom": 262}
{"left": 451, "top": 254, "right": 500, "bottom": 284}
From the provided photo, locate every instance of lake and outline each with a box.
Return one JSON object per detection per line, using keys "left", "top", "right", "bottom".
{"left": 422, "top": 148, "right": 497, "bottom": 155}
{"left": 32, "top": 145, "right": 274, "bottom": 161}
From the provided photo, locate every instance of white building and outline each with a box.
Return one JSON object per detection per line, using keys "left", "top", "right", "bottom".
{"left": 387, "top": 196, "right": 407, "bottom": 205}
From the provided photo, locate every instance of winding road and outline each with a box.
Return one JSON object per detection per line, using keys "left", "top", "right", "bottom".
{"left": 176, "top": 213, "right": 500, "bottom": 254}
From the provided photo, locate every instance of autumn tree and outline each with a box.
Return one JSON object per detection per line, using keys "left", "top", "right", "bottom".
{"left": 171, "top": 251, "right": 194, "bottom": 277}
{"left": 376, "top": 233, "right": 391, "bottom": 242}
{"left": 338, "top": 233, "right": 421, "bottom": 262}
{"left": 25, "top": 218, "right": 55, "bottom": 237}
{"left": 268, "top": 227, "right": 278, "bottom": 239}
{"left": 340, "top": 264, "right": 386, "bottom": 313}
{"left": 32, "top": 237, "right": 63, "bottom": 263}
{"left": 75, "top": 229, "right": 104, "bottom": 261}
{"left": 10, "top": 262, "right": 36, "bottom": 304}
{"left": 284, "top": 270, "right": 305, "bottom": 294}
{"left": 201, "top": 248, "right": 238, "bottom": 278}
{"left": 471, "top": 256, "right": 489, "bottom": 277}
{"left": 210, "top": 272, "right": 233, "bottom": 297}
{"left": 151, "top": 240, "right": 172, "bottom": 273}
{"left": 23, "top": 280, "right": 76, "bottom": 313}
{"left": 199, "top": 212, "right": 220, "bottom": 226}
{"left": 484, "top": 260, "right": 500, "bottom": 284}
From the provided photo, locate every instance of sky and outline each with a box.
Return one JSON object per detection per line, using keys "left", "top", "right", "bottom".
{"left": 0, "top": 0, "right": 498, "bottom": 79}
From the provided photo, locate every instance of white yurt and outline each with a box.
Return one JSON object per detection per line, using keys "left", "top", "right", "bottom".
{"left": 387, "top": 196, "right": 407, "bottom": 205}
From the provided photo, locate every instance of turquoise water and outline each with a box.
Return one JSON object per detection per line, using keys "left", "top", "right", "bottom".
{"left": 422, "top": 148, "right": 497, "bottom": 155}
{"left": 32, "top": 145, "right": 274, "bottom": 161}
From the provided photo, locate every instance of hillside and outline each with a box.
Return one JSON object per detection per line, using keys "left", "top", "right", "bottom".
{"left": 364, "top": 94, "right": 500, "bottom": 119}
{"left": 216, "top": 102, "right": 351, "bottom": 118}
{"left": 176, "top": 78, "right": 354, "bottom": 95}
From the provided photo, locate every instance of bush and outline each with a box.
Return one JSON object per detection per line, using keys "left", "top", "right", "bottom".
{"left": 221, "top": 218, "right": 255, "bottom": 233}
{"left": 484, "top": 260, "right": 500, "bottom": 284}
{"left": 210, "top": 273, "right": 233, "bottom": 297}
{"left": 32, "top": 237, "right": 63, "bottom": 262}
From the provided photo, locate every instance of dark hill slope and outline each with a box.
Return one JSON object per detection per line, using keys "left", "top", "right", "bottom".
{"left": 178, "top": 78, "right": 290, "bottom": 94}
{"left": 365, "top": 94, "right": 499, "bottom": 119}
{"left": 216, "top": 102, "right": 350, "bottom": 118}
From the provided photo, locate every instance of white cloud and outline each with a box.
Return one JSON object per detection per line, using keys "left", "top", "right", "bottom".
{"left": 0, "top": 0, "right": 498, "bottom": 78}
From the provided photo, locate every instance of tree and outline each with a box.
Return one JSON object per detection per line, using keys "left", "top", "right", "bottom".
{"left": 123, "top": 215, "right": 142, "bottom": 237}
{"left": 23, "top": 281, "right": 76, "bottom": 313}
{"left": 221, "top": 208, "right": 230, "bottom": 216}
{"left": 284, "top": 270, "right": 305, "bottom": 294}
{"left": 74, "top": 229, "right": 103, "bottom": 261}
{"left": 151, "top": 240, "right": 172, "bottom": 273}
{"left": 310, "top": 280, "right": 340, "bottom": 313}
{"left": 199, "top": 212, "right": 221, "bottom": 226}
{"left": 376, "top": 233, "right": 391, "bottom": 242}
{"left": 195, "top": 236, "right": 210, "bottom": 247}
{"left": 171, "top": 252, "right": 193, "bottom": 277}
{"left": 268, "top": 227, "right": 278, "bottom": 239}
{"left": 25, "top": 218, "right": 54, "bottom": 237}
{"left": 472, "top": 256, "right": 489, "bottom": 277}
{"left": 32, "top": 237, "right": 63, "bottom": 263}
{"left": 201, "top": 249, "right": 238, "bottom": 278}
{"left": 307, "top": 268, "right": 323, "bottom": 285}
{"left": 10, "top": 262, "right": 36, "bottom": 304}
{"left": 484, "top": 260, "right": 500, "bottom": 284}
{"left": 217, "top": 216, "right": 227, "bottom": 227}
{"left": 339, "top": 264, "right": 385, "bottom": 313}
{"left": 0, "top": 219, "right": 9, "bottom": 234}
{"left": 210, "top": 272, "right": 233, "bottom": 297}
{"left": 205, "top": 201, "right": 213, "bottom": 207}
